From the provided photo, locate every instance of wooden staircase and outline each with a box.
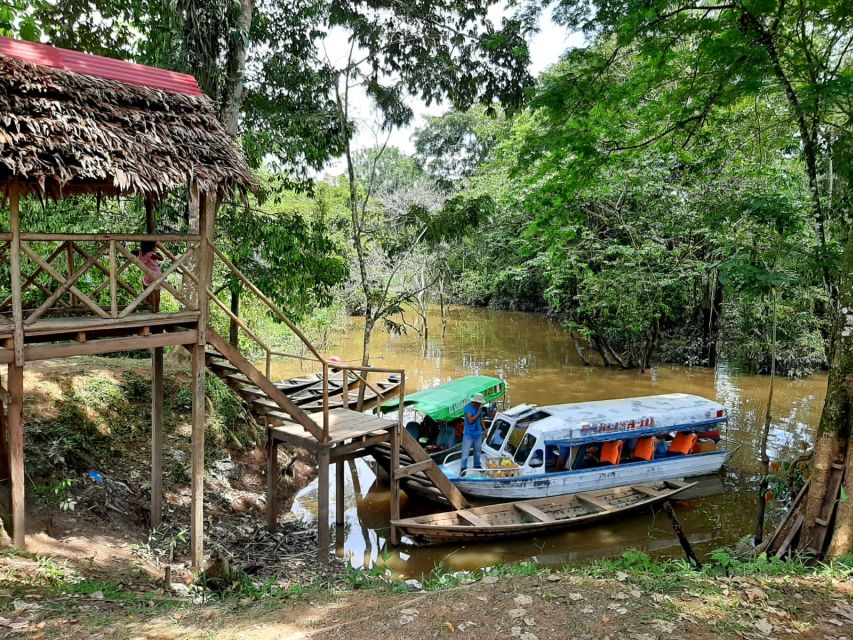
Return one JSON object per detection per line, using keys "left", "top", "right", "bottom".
{"left": 191, "top": 241, "right": 467, "bottom": 560}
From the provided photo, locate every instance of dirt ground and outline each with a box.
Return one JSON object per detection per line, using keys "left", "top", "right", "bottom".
{"left": 0, "top": 556, "right": 852, "bottom": 640}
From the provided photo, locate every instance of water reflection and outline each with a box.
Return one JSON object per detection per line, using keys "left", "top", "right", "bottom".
{"left": 282, "top": 307, "right": 826, "bottom": 578}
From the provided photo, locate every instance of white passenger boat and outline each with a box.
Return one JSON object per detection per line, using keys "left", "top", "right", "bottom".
{"left": 439, "top": 393, "right": 738, "bottom": 500}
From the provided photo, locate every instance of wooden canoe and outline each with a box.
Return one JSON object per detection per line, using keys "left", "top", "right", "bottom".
{"left": 392, "top": 480, "right": 695, "bottom": 544}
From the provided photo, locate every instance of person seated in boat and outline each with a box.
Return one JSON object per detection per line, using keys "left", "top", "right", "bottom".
{"left": 581, "top": 443, "right": 601, "bottom": 468}
{"left": 530, "top": 446, "right": 564, "bottom": 472}
{"left": 421, "top": 415, "right": 440, "bottom": 444}
{"left": 436, "top": 419, "right": 458, "bottom": 449}
{"left": 697, "top": 427, "right": 721, "bottom": 443}
{"left": 623, "top": 436, "right": 639, "bottom": 462}
{"left": 668, "top": 431, "right": 698, "bottom": 456}
{"left": 655, "top": 435, "right": 672, "bottom": 457}
{"left": 453, "top": 416, "right": 465, "bottom": 443}
{"left": 406, "top": 420, "right": 422, "bottom": 440}
{"left": 599, "top": 440, "right": 623, "bottom": 466}
{"left": 629, "top": 436, "right": 656, "bottom": 462}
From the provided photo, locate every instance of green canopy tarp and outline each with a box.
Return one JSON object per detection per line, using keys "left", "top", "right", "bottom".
{"left": 379, "top": 375, "right": 506, "bottom": 423}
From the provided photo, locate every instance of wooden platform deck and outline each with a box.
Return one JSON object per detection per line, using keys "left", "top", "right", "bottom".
{"left": 268, "top": 407, "right": 395, "bottom": 451}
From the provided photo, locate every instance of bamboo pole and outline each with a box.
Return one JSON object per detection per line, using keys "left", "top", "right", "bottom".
{"left": 322, "top": 362, "right": 329, "bottom": 442}
{"left": 389, "top": 371, "right": 405, "bottom": 545}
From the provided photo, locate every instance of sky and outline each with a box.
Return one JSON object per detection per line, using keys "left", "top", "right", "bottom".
{"left": 322, "top": 7, "right": 585, "bottom": 173}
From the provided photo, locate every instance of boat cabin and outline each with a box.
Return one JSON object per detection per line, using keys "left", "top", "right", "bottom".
{"left": 441, "top": 393, "right": 734, "bottom": 500}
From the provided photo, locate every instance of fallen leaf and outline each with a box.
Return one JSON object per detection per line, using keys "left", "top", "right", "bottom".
{"left": 546, "top": 573, "right": 561, "bottom": 582}
{"left": 514, "top": 594, "right": 533, "bottom": 606}
{"left": 615, "top": 571, "right": 629, "bottom": 582}
{"left": 568, "top": 593, "right": 584, "bottom": 601}
{"left": 508, "top": 608, "right": 526, "bottom": 619}
{"left": 444, "top": 621, "right": 455, "bottom": 633}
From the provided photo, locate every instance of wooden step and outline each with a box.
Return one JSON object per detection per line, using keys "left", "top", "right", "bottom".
{"left": 208, "top": 360, "right": 240, "bottom": 374}
{"left": 224, "top": 373, "right": 254, "bottom": 386}
{"left": 252, "top": 397, "right": 281, "bottom": 413}
{"left": 205, "top": 350, "right": 226, "bottom": 360}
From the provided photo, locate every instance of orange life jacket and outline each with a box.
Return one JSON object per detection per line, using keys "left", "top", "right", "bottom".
{"left": 631, "top": 437, "right": 655, "bottom": 461}
{"left": 600, "top": 440, "right": 623, "bottom": 465}
{"left": 670, "top": 432, "right": 698, "bottom": 455}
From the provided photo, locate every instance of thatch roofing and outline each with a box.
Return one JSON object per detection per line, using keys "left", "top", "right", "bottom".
{"left": 0, "top": 39, "right": 256, "bottom": 199}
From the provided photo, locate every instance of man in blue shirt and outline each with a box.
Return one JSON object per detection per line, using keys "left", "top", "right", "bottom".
{"left": 461, "top": 393, "right": 486, "bottom": 475}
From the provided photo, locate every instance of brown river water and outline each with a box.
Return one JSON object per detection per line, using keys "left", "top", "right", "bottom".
{"left": 270, "top": 306, "right": 826, "bottom": 578}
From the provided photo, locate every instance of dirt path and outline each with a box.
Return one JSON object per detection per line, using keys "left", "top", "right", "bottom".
{"left": 2, "top": 558, "right": 851, "bottom": 640}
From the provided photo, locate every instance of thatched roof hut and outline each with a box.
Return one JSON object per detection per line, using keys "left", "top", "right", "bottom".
{"left": 0, "top": 36, "right": 255, "bottom": 199}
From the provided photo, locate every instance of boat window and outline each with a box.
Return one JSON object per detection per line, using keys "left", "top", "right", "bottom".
{"left": 486, "top": 419, "right": 512, "bottom": 449}
{"left": 503, "top": 424, "right": 529, "bottom": 457}
{"left": 516, "top": 411, "right": 550, "bottom": 426}
{"left": 514, "top": 433, "right": 537, "bottom": 465}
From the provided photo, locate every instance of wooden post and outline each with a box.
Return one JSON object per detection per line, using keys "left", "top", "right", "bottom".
{"left": 335, "top": 460, "right": 345, "bottom": 557}
{"left": 389, "top": 371, "right": 404, "bottom": 545}
{"left": 7, "top": 363, "right": 24, "bottom": 549}
{"left": 663, "top": 501, "right": 702, "bottom": 569}
{"left": 335, "top": 460, "right": 345, "bottom": 525}
{"left": 150, "top": 346, "right": 164, "bottom": 528}
{"left": 190, "top": 343, "right": 205, "bottom": 567}
{"left": 317, "top": 445, "right": 330, "bottom": 564}
{"left": 197, "top": 191, "right": 215, "bottom": 343}
{"left": 109, "top": 240, "right": 118, "bottom": 318}
{"left": 66, "top": 241, "right": 76, "bottom": 309}
{"left": 10, "top": 186, "right": 24, "bottom": 367}
{"left": 322, "top": 363, "right": 329, "bottom": 441}
{"left": 266, "top": 428, "right": 279, "bottom": 532}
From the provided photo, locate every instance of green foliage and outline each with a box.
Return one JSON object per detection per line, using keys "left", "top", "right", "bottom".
{"left": 34, "top": 477, "right": 77, "bottom": 513}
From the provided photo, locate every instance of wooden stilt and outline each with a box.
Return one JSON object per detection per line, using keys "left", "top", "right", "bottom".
{"left": 335, "top": 460, "right": 345, "bottom": 526}
{"left": 150, "top": 347, "right": 164, "bottom": 528}
{"left": 389, "top": 417, "right": 401, "bottom": 545}
{"left": 317, "top": 445, "right": 330, "bottom": 565}
{"left": 266, "top": 427, "right": 279, "bottom": 532}
{"left": 190, "top": 343, "right": 205, "bottom": 568}
{"left": 389, "top": 373, "right": 404, "bottom": 545}
{"left": 7, "top": 363, "right": 24, "bottom": 549}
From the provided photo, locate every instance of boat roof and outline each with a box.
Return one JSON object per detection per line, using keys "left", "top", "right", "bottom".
{"left": 379, "top": 375, "right": 506, "bottom": 422}
{"left": 502, "top": 393, "right": 726, "bottom": 445}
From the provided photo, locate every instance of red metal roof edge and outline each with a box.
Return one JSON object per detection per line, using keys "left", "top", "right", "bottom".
{"left": 0, "top": 36, "right": 202, "bottom": 97}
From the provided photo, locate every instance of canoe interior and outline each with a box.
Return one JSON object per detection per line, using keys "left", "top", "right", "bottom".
{"left": 393, "top": 481, "right": 693, "bottom": 542}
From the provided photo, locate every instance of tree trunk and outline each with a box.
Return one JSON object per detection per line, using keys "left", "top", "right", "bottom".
{"left": 357, "top": 316, "right": 375, "bottom": 411}
{"left": 439, "top": 272, "right": 449, "bottom": 338}
{"left": 755, "top": 288, "right": 777, "bottom": 545}
{"left": 641, "top": 317, "right": 659, "bottom": 373}
{"left": 800, "top": 225, "right": 853, "bottom": 554}
{"left": 220, "top": 0, "right": 255, "bottom": 137}
{"left": 702, "top": 273, "right": 723, "bottom": 368}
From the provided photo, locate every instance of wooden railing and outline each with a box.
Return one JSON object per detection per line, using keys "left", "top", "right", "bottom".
{"left": 0, "top": 233, "right": 201, "bottom": 322}
{"left": 198, "top": 239, "right": 405, "bottom": 442}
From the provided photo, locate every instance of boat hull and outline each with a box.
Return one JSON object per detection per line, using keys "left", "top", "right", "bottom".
{"left": 443, "top": 450, "right": 734, "bottom": 500}
{"left": 393, "top": 480, "right": 694, "bottom": 544}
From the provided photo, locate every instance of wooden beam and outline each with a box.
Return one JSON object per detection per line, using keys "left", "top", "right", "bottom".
{"left": 317, "top": 445, "right": 330, "bottom": 565}
{"left": 329, "top": 432, "right": 389, "bottom": 458}
{"left": 109, "top": 241, "right": 118, "bottom": 318}
{"left": 514, "top": 502, "right": 555, "bottom": 523}
{"left": 190, "top": 343, "right": 205, "bottom": 568}
{"left": 9, "top": 186, "right": 24, "bottom": 366}
{"left": 457, "top": 509, "right": 490, "bottom": 527}
{"left": 576, "top": 493, "right": 615, "bottom": 512}
{"left": 206, "top": 331, "right": 323, "bottom": 440}
{"left": 399, "top": 428, "right": 468, "bottom": 510}
{"left": 266, "top": 428, "right": 279, "bottom": 533}
{"left": 7, "top": 363, "right": 24, "bottom": 549}
{"left": 150, "top": 347, "right": 164, "bottom": 528}
{"left": 393, "top": 458, "right": 435, "bottom": 479}
{"left": 0, "top": 233, "right": 201, "bottom": 242}
{"left": 17, "top": 329, "right": 198, "bottom": 362}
